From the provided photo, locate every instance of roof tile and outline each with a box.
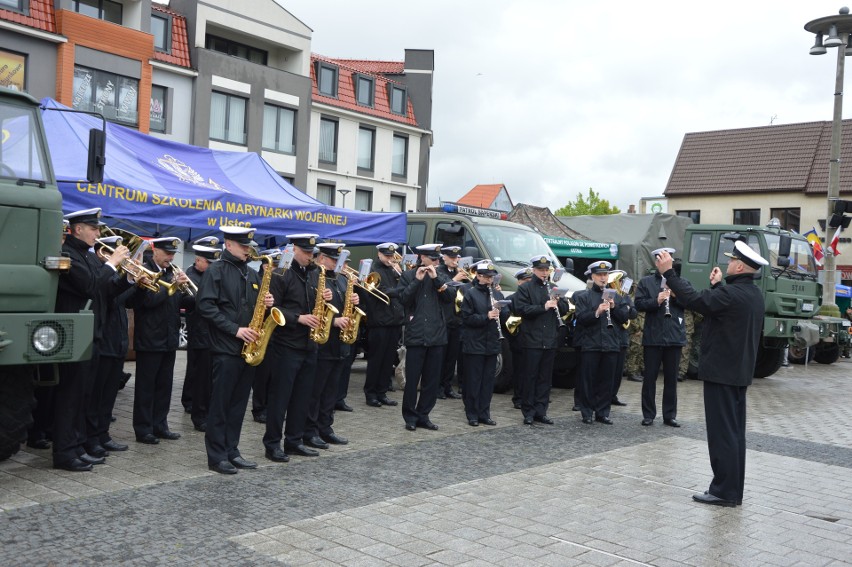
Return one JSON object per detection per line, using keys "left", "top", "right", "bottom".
{"left": 152, "top": 5, "right": 192, "bottom": 68}
{"left": 0, "top": 0, "right": 55, "bottom": 33}
{"left": 457, "top": 184, "right": 506, "bottom": 209}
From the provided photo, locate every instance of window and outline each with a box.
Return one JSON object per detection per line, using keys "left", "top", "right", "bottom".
{"left": 205, "top": 34, "right": 267, "bottom": 65}
{"left": 733, "top": 209, "right": 760, "bottom": 226}
{"left": 717, "top": 234, "right": 760, "bottom": 266}
{"left": 151, "top": 14, "right": 170, "bottom": 52}
{"left": 389, "top": 85, "right": 407, "bottom": 115}
{"left": 677, "top": 210, "right": 700, "bottom": 224}
{"left": 262, "top": 105, "right": 296, "bottom": 154}
{"left": 392, "top": 134, "right": 408, "bottom": 177}
{"left": 318, "top": 117, "right": 338, "bottom": 164}
{"left": 0, "top": 49, "right": 26, "bottom": 91}
{"left": 73, "top": 0, "right": 122, "bottom": 24}
{"left": 389, "top": 194, "right": 406, "bottom": 213}
{"left": 316, "top": 183, "right": 335, "bottom": 206}
{"left": 317, "top": 63, "right": 338, "bottom": 97}
{"left": 355, "top": 188, "right": 373, "bottom": 211}
{"left": 72, "top": 65, "right": 138, "bottom": 126}
{"left": 687, "top": 232, "right": 712, "bottom": 264}
{"left": 0, "top": 0, "right": 24, "bottom": 12}
{"left": 407, "top": 222, "right": 426, "bottom": 248}
{"left": 209, "top": 92, "right": 247, "bottom": 144}
{"left": 769, "top": 207, "right": 801, "bottom": 233}
{"left": 150, "top": 85, "right": 167, "bottom": 133}
{"left": 355, "top": 74, "right": 374, "bottom": 107}
{"left": 357, "top": 127, "right": 375, "bottom": 171}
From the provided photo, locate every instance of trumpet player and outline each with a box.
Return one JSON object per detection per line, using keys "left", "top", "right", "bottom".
{"left": 637, "top": 248, "right": 686, "bottom": 428}
{"left": 126, "top": 237, "right": 193, "bottom": 445}
{"left": 574, "top": 261, "right": 630, "bottom": 425}
{"left": 197, "top": 227, "right": 272, "bottom": 474}
{"left": 437, "top": 245, "right": 468, "bottom": 399}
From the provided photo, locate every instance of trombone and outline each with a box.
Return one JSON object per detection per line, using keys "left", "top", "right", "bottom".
{"left": 341, "top": 263, "right": 390, "bottom": 305}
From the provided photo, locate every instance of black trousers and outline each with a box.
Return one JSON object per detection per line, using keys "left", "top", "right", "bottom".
{"left": 578, "top": 350, "right": 617, "bottom": 420}
{"left": 402, "top": 345, "right": 445, "bottom": 426}
{"left": 520, "top": 348, "right": 555, "bottom": 420}
{"left": 205, "top": 354, "right": 255, "bottom": 466}
{"left": 91, "top": 355, "right": 124, "bottom": 445}
{"left": 611, "top": 347, "right": 627, "bottom": 400}
{"left": 52, "top": 357, "right": 93, "bottom": 465}
{"left": 251, "top": 354, "right": 274, "bottom": 416}
{"left": 509, "top": 338, "right": 524, "bottom": 406}
{"left": 463, "top": 353, "right": 497, "bottom": 421}
{"left": 263, "top": 343, "right": 316, "bottom": 451}
{"left": 29, "top": 376, "right": 55, "bottom": 443}
{"left": 440, "top": 326, "right": 462, "bottom": 393}
{"left": 132, "top": 350, "right": 176, "bottom": 437}
{"left": 305, "top": 357, "right": 345, "bottom": 439}
{"left": 704, "top": 381, "right": 748, "bottom": 503}
{"left": 337, "top": 344, "right": 358, "bottom": 404}
{"left": 641, "top": 346, "right": 681, "bottom": 421}
{"left": 186, "top": 348, "right": 212, "bottom": 428}
{"left": 364, "top": 326, "right": 400, "bottom": 401}
{"left": 81, "top": 345, "right": 104, "bottom": 450}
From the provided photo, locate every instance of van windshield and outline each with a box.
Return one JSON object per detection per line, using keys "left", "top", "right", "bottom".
{"left": 478, "top": 225, "right": 561, "bottom": 267}
{"left": 0, "top": 101, "right": 49, "bottom": 183}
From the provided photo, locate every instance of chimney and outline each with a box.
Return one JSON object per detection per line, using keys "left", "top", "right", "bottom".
{"left": 628, "top": 204, "right": 636, "bottom": 214}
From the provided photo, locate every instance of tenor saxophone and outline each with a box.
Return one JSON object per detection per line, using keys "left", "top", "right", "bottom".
{"left": 241, "top": 256, "right": 285, "bottom": 366}
{"left": 309, "top": 265, "right": 339, "bottom": 344}
{"left": 339, "top": 271, "right": 366, "bottom": 345}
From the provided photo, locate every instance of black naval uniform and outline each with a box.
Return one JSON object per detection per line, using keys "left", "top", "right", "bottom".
{"left": 264, "top": 261, "right": 319, "bottom": 454}
{"left": 573, "top": 283, "right": 631, "bottom": 422}
{"left": 513, "top": 276, "right": 570, "bottom": 422}
{"left": 636, "top": 273, "right": 686, "bottom": 423}
{"left": 398, "top": 265, "right": 455, "bottom": 428}
{"left": 460, "top": 281, "right": 506, "bottom": 423}
{"left": 183, "top": 263, "right": 213, "bottom": 430}
{"left": 437, "top": 263, "right": 465, "bottom": 397}
{"left": 664, "top": 270, "right": 764, "bottom": 504}
{"left": 611, "top": 293, "right": 637, "bottom": 403}
{"left": 362, "top": 260, "right": 405, "bottom": 405}
{"left": 196, "top": 249, "right": 261, "bottom": 468}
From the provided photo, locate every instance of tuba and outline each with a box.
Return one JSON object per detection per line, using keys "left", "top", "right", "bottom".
{"left": 242, "top": 255, "right": 286, "bottom": 366}
{"left": 309, "top": 262, "right": 339, "bottom": 344}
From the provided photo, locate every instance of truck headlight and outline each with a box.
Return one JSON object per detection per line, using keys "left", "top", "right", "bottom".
{"left": 775, "top": 321, "right": 785, "bottom": 335}
{"left": 32, "top": 324, "right": 60, "bottom": 354}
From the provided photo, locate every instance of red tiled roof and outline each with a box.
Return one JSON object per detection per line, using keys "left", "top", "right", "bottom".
{"left": 457, "top": 184, "right": 506, "bottom": 208}
{"left": 335, "top": 59, "right": 405, "bottom": 75}
{"left": 311, "top": 54, "right": 418, "bottom": 127}
{"left": 0, "top": 0, "right": 55, "bottom": 33}
{"left": 665, "top": 120, "right": 852, "bottom": 196}
{"left": 152, "top": 4, "right": 192, "bottom": 68}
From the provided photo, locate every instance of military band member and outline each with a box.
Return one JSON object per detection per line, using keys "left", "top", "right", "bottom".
{"left": 399, "top": 244, "right": 456, "bottom": 431}
{"left": 362, "top": 243, "right": 405, "bottom": 408}
{"left": 251, "top": 249, "right": 280, "bottom": 424}
{"left": 513, "top": 256, "right": 569, "bottom": 425}
{"left": 127, "top": 237, "right": 193, "bottom": 444}
{"left": 508, "top": 267, "right": 533, "bottom": 409}
{"left": 303, "top": 243, "right": 357, "bottom": 449}
{"left": 637, "top": 248, "right": 686, "bottom": 427}
{"left": 460, "top": 261, "right": 506, "bottom": 426}
{"left": 611, "top": 284, "right": 638, "bottom": 407}
{"left": 574, "top": 261, "right": 631, "bottom": 424}
{"left": 437, "top": 245, "right": 467, "bottom": 399}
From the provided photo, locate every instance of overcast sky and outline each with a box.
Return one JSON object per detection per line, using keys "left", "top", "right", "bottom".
{"left": 278, "top": 1, "right": 849, "bottom": 212}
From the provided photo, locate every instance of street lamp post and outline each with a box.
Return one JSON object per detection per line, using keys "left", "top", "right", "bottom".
{"left": 805, "top": 7, "right": 852, "bottom": 316}
{"left": 337, "top": 189, "right": 351, "bottom": 209}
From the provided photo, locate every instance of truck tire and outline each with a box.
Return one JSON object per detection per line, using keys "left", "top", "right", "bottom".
{"left": 753, "top": 346, "right": 784, "bottom": 378}
{"left": 493, "top": 340, "right": 513, "bottom": 393}
{"left": 0, "top": 366, "right": 36, "bottom": 461}
{"left": 814, "top": 342, "right": 840, "bottom": 365}
{"left": 787, "top": 344, "right": 814, "bottom": 365}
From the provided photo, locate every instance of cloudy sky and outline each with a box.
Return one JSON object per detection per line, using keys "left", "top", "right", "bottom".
{"left": 280, "top": 1, "right": 848, "bottom": 212}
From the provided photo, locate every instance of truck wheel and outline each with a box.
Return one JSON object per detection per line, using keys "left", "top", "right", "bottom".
{"left": 753, "top": 346, "right": 784, "bottom": 378}
{"left": 787, "top": 344, "right": 814, "bottom": 364}
{"left": 814, "top": 343, "right": 840, "bottom": 365}
{"left": 493, "top": 340, "right": 513, "bottom": 394}
{"left": 0, "top": 366, "right": 36, "bottom": 461}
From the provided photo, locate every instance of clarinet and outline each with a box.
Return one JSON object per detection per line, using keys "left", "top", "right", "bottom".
{"left": 547, "top": 276, "right": 566, "bottom": 328}
{"left": 488, "top": 285, "right": 504, "bottom": 340}
{"left": 662, "top": 276, "right": 672, "bottom": 318}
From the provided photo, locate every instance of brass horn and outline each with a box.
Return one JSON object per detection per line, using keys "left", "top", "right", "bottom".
{"left": 96, "top": 226, "right": 162, "bottom": 293}
{"left": 605, "top": 270, "right": 631, "bottom": 329}
{"left": 342, "top": 264, "right": 390, "bottom": 305}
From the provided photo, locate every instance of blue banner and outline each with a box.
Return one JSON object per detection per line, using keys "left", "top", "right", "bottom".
{"left": 40, "top": 98, "right": 405, "bottom": 245}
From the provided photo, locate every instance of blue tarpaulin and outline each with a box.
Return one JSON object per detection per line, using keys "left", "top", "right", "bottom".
{"left": 39, "top": 98, "right": 404, "bottom": 244}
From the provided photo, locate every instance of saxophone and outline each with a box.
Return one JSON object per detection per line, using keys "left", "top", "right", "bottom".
{"left": 339, "top": 271, "right": 366, "bottom": 345}
{"left": 309, "top": 265, "right": 339, "bottom": 344}
{"left": 241, "top": 256, "right": 285, "bottom": 366}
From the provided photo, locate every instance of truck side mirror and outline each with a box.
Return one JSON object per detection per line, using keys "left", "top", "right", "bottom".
{"left": 777, "top": 234, "right": 792, "bottom": 267}
{"left": 87, "top": 128, "right": 105, "bottom": 184}
{"left": 562, "top": 258, "right": 574, "bottom": 273}
{"left": 462, "top": 246, "right": 480, "bottom": 259}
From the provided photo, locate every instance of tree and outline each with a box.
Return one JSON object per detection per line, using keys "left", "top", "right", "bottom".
{"left": 554, "top": 188, "right": 620, "bottom": 216}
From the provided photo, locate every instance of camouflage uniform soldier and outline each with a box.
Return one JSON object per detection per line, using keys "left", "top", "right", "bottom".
{"left": 624, "top": 310, "right": 645, "bottom": 381}
{"left": 679, "top": 311, "right": 703, "bottom": 380}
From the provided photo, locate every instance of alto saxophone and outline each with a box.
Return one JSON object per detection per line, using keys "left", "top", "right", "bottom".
{"left": 339, "top": 271, "right": 366, "bottom": 345}
{"left": 309, "top": 265, "right": 339, "bottom": 344}
{"left": 241, "top": 256, "right": 285, "bottom": 366}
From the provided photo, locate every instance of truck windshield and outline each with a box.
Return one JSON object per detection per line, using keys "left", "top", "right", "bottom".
{"left": 764, "top": 234, "right": 818, "bottom": 276}
{"left": 478, "top": 225, "right": 562, "bottom": 267}
{"left": 0, "top": 102, "right": 49, "bottom": 183}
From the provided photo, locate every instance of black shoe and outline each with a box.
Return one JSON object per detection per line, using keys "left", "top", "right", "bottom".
{"left": 692, "top": 492, "right": 736, "bottom": 507}
{"left": 209, "top": 460, "right": 238, "bottom": 475}
{"left": 265, "top": 447, "right": 290, "bottom": 462}
{"left": 194, "top": 422, "right": 207, "bottom": 432}
{"left": 437, "top": 391, "right": 447, "bottom": 400}
{"left": 523, "top": 416, "right": 534, "bottom": 425}
{"left": 184, "top": 406, "right": 192, "bottom": 414}
{"left": 136, "top": 434, "right": 159, "bottom": 445}
{"left": 611, "top": 398, "right": 627, "bottom": 407}
{"left": 378, "top": 396, "right": 398, "bottom": 406}
{"left": 285, "top": 444, "right": 320, "bottom": 457}
{"left": 595, "top": 416, "right": 613, "bottom": 425}
{"left": 417, "top": 420, "right": 439, "bottom": 431}
{"left": 366, "top": 399, "right": 382, "bottom": 408}
{"left": 27, "top": 439, "right": 51, "bottom": 450}
{"left": 582, "top": 417, "right": 594, "bottom": 424}
{"left": 626, "top": 375, "right": 643, "bottom": 382}
{"left": 444, "top": 390, "right": 462, "bottom": 399}
{"left": 664, "top": 419, "right": 681, "bottom": 428}
{"left": 154, "top": 430, "right": 181, "bottom": 440}
{"left": 253, "top": 412, "right": 267, "bottom": 424}
{"left": 534, "top": 415, "right": 554, "bottom": 425}
{"left": 321, "top": 432, "right": 349, "bottom": 445}
{"left": 305, "top": 436, "right": 329, "bottom": 450}
{"left": 468, "top": 419, "right": 479, "bottom": 427}
{"left": 229, "top": 456, "right": 257, "bottom": 469}
{"left": 641, "top": 418, "right": 654, "bottom": 426}
{"left": 54, "top": 458, "right": 92, "bottom": 472}
{"left": 480, "top": 418, "right": 497, "bottom": 426}
{"left": 513, "top": 401, "right": 522, "bottom": 409}
{"left": 335, "top": 401, "right": 354, "bottom": 412}
{"left": 79, "top": 453, "right": 105, "bottom": 465}
{"left": 102, "top": 439, "right": 129, "bottom": 452}
{"left": 84, "top": 444, "right": 109, "bottom": 458}
{"left": 405, "top": 423, "right": 416, "bottom": 431}
{"left": 110, "top": 415, "right": 116, "bottom": 422}
{"left": 572, "top": 405, "right": 580, "bottom": 411}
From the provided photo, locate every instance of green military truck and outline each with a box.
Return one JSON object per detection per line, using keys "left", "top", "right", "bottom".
{"left": 0, "top": 88, "right": 102, "bottom": 460}
{"left": 680, "top": 221, "right": 850, "bottom": 378}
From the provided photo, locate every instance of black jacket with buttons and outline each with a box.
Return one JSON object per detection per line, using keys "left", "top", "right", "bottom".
{"left": 397, "top": 266, "right": 455, "bottom": 347}
{"left": 461, "top": 281, "right": 506, "bottom": 355}
{"left": 126, "top": 258, "right": 193, "bottom": 352}
{"left": 513, "top": 276, "right": 570, "bottom": 350}
{"left": 437, "top": 264, "right": 465, "bottom": 329}
{"left": 573, "top": 284, "right": 630, "bottom": 352}
{"left": 270, "top": 261, "right": 319, "bottom": 352}
{"left": 364, "top": 260, "right": 405, "bottom": 328}
{"left": 635, "top": 273, "right": 686, "bottom": 347}
{"left": 185, "top": 264, "right": 211, "bottom": 349}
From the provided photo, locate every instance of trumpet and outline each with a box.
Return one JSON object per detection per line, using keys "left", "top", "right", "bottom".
{"left": 166, "top": 262, "right": 198, "bottom": 296}
{"left": 341, "top": 264, "right": 390, "bottom": 305}
{"left": 95, "top": 232, "right": 162, "bottom": 293}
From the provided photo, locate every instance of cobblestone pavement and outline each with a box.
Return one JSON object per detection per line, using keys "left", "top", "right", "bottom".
{"left": 2, "top": 354, "right": 852, "bottom": 565}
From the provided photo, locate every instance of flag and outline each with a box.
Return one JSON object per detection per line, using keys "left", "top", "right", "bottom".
{"left": 804, "top": 227, "right": 825, "bottom": 265}
{"left": 830, "top": 226, "right": 842, "bottom": 256}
